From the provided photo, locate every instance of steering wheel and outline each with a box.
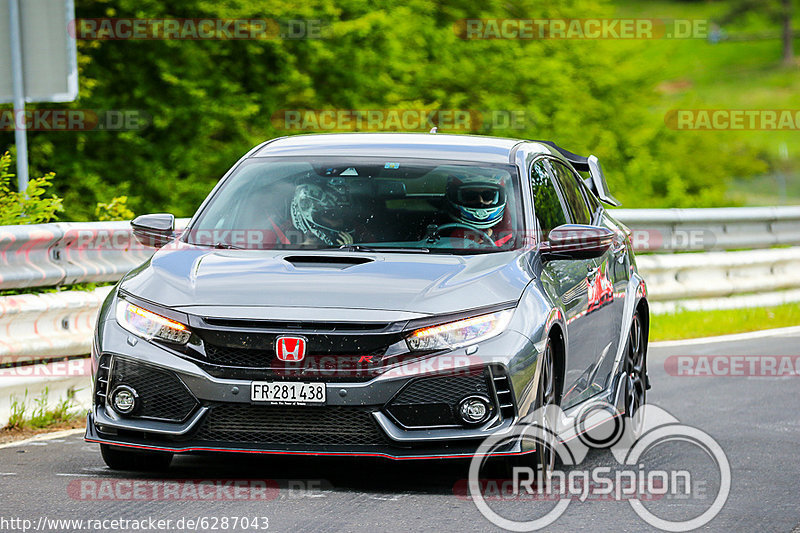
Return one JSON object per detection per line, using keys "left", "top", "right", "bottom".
{"left": 433, "top": 223, "right": 498, "bottom": 247}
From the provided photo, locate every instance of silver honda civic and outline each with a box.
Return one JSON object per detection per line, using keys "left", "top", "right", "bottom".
{"left": 86, "top": 133, "right": 649, "bottom": 472}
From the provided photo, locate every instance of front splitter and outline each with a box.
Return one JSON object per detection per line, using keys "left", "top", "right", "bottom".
{"left": 84, "top": 413, "right": 531, "bottom": 461}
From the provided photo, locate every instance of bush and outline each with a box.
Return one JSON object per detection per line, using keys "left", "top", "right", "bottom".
{"left": 95, "top": 195, "right": 134, "bottom": 221}
{"left": 0, "top": 151, "right": 63, "bottom": 225}
{"left": 0, "top": 151, "right": 136, "bottom": 225}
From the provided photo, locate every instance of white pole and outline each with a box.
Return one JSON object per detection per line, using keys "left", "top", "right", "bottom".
{"left": 8, "top": 0, "right": 29, "bottom": 193}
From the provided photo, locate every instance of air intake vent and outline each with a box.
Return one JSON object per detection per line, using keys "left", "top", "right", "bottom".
{"left": 385, "top": 370, "right": 491, "bottom": 428}
{"left": 108, "top": 357, "right": 199, "bottom": 422}
{"left": 94, "top": 354, "right": 111, "bottom": 407}
{"left": 283, "top": 255, "right": 373, "bottom": 269}
{"left": 489, "top": 366, "right": 516, "bottom": 420}
{"left": 195, "top": 404, "right": 386, "bottom": 446}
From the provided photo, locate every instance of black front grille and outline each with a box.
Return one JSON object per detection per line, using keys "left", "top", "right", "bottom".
{"left": 204, "top": 344, "right": 272, "bottom": 368}
{"left": 194, "top": 331, "right": 398, "bottom": 371}
{"left": 109, "top": 357, "right": 199, "bottom": 422}
{"left": 171, "top": 317, "right": 411, "bottom": 381}
{"left": 194, "top": 404, "right": 386, "bottom": 446}
{"left": 386, "top": 370, "right": 492, "bottom": 428}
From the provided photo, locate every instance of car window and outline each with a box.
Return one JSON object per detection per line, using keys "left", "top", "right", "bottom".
{"left": 579, "top": 178, "right": 601, "bottom": 218}
{"left": 551, "top": 160, "right": 592, "bottom": 225}
{"left": 187, "top": 157, "right": 523, "bottom": 253}
{"left": 530, "top": 160, "right": 568, "bottom": 237}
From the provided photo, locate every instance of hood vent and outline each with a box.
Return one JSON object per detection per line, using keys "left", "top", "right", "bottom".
{"left": 283, "top": 255, "right": 373, "bottom": 270}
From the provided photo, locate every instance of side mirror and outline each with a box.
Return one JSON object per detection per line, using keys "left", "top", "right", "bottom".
{"left": 541, "top": 224, "right": 614, "bottom": 260}
{"left": 131, "top": 213, "right": 176, "bottom": 248}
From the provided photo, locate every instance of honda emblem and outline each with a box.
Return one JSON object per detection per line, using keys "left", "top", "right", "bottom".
{"left": 275, "top": 336, "right": 307, "bottom": 362}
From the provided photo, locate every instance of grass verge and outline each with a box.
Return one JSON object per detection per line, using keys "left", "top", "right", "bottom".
{"left": 1, "top": 387, "right": 85, "bottom": 443}
{"left": 650, "top": 302, "right": 800, "bottom": 341}
{"left": 611, "top": 0, "right": 800, "bottom": 205}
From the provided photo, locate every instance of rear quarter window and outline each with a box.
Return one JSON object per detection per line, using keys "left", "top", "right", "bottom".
{"left": 552, "top": 160, "right": 592, "bottom": 225}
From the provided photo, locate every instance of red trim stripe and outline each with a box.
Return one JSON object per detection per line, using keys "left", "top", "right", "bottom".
{"left": 84, "top": 438, "right": 534, "bottom": 461}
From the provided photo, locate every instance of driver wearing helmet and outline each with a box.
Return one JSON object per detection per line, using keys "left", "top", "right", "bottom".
{"left": 444, "top": 175, "right": 514, "bottom": 247}
{"left": 290, "top": 183, "right": 355, "bottom": 246}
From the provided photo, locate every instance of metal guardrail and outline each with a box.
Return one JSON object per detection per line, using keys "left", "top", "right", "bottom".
{"left": 613, "top": 206, "right": 800, "bottom": 252}
{"left": 0, "top": 221, "right": 156, "bottom": 290}
{"left": 638, "top": 247, "right": 800, "bottom": 314}
{"left": 0, "top": 286, "right": 112, "bottom": 362}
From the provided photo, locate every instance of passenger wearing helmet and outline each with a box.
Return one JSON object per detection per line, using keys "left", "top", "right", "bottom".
{"left": 444, "top": 175, "right": 513, "bottom": 246}
{"left": 290, "top": 183, "right": 355, "bottom": 246}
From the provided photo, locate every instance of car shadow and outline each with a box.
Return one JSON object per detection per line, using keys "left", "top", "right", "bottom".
{"left": 93, "top": 446, "right": 614, "bottom": 497}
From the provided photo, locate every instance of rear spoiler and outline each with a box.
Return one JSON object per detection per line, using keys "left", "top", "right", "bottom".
{"left": 533, "top": 140, "right": 621, "bottom": 206}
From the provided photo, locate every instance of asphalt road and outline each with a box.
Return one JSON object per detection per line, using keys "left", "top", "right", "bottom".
{"left": 1, "top": 328, "right": 799, "bottom": 533}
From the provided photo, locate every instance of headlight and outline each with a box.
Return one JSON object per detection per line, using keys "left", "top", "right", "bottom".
{"left": 406, "top": 309, "right": 513, "bottom": 351}
{"left": 115, "top": 299, "right": 191, "bottom": 344}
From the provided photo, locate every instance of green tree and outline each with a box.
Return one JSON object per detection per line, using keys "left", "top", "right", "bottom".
{"left": 0, "top": 0, "right": 769, "bottom": 219}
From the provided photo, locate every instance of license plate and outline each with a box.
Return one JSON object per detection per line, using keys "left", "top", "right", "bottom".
{"left": 250, "top": 381, "right": 326, "bottom": 405}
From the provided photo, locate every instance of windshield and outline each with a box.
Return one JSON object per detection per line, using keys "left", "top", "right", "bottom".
{"left": 186, "top": 157, "right": 524, "bottom": 253}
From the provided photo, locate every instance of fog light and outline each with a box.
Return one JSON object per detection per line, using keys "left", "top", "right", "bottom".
{"left": 111, "top": 386, "right": 137, "bottom": 415}
{"left": 458, "top": 395, "right": 492, "bottom": 425}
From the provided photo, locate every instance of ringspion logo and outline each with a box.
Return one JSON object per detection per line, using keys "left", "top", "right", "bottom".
{"left": 467, "top": 404, "right": 730, "bottom": 531}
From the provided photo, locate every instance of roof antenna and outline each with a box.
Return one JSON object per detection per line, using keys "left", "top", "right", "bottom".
{"left": 429, "top": 127, "right": 438, "bottom": 134}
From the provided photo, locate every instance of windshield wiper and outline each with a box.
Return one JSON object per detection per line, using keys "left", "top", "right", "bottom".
{"left": 337, "top": 244, "right": 430, "bottom": 253}
{"left": 192, "top": 241, "right": 246, "bottom": 250}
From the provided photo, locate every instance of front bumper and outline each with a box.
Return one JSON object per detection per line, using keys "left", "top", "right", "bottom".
{"left": 87, "top": 318, "right": 539, "bottom": 459}
{"left": 84, "top": 414, "right": 532, "bottom": 460}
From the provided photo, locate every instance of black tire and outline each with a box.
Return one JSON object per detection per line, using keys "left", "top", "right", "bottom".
{"left": 100, "top": 444, "right": 173, "bottom": 472}
{"left": 622, "top": 311, "right": 647, "bottom": 435}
